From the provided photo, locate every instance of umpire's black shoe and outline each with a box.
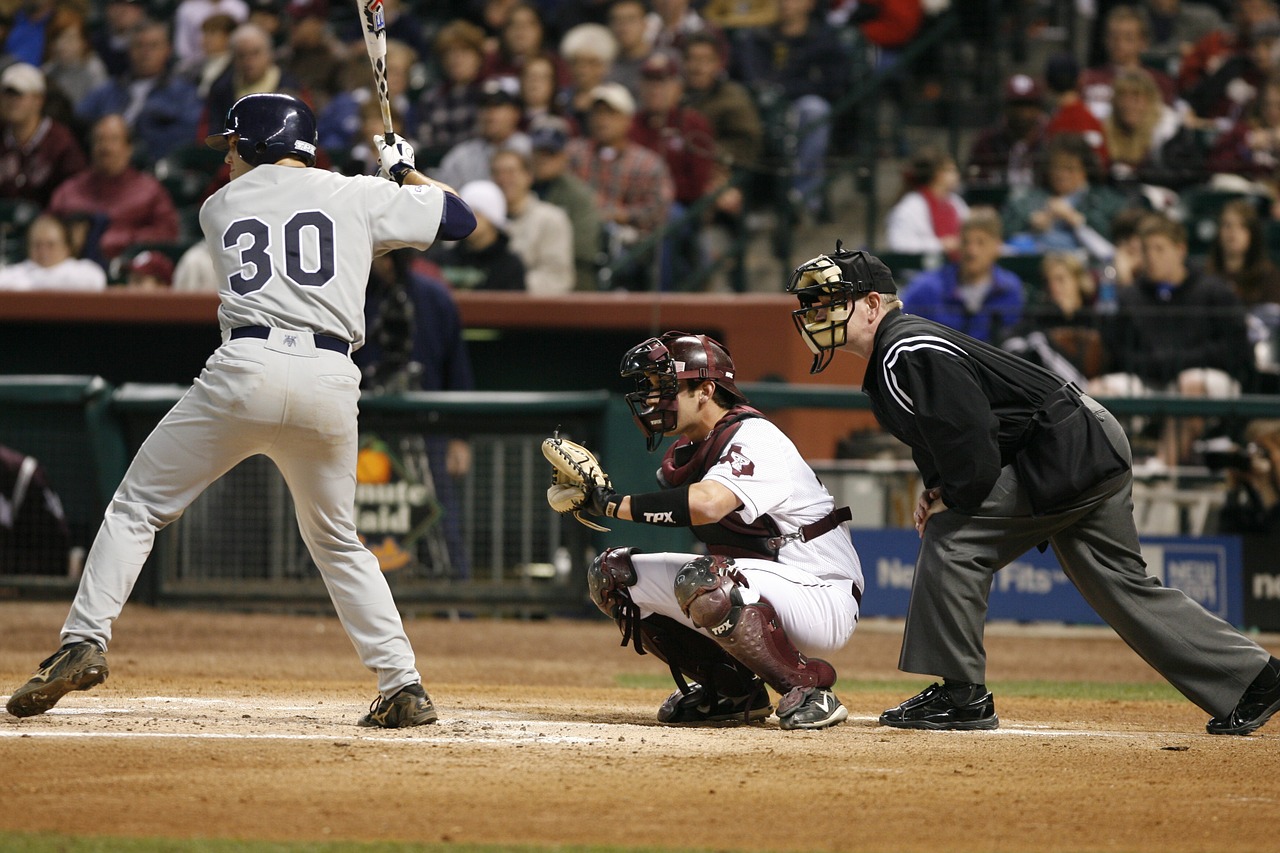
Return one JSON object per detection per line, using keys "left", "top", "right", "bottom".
{"left": 1206, "top": 657, "right": 1280, "bottom": 736}
{"left": 879, "top": 682, "right": 999, "bottom": 731}
{"left": 6, "top": 641, "right": 109, "bottom": 718}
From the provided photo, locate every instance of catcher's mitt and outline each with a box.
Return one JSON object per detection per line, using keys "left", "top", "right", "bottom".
{"left": 542, "top": 434, "right": 612, "bottom": 531}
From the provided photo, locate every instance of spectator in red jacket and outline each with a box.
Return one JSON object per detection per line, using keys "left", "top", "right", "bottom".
{"left": 46, "top": 113, "right": 179, "bottom": 262}
{"left": 1043, "top": 52, "right": 1111, "bottom": 171}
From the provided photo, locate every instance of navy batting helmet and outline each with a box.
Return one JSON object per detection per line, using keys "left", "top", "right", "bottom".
{"left": 205, "top": 93, "right": 318, "bottom": 167}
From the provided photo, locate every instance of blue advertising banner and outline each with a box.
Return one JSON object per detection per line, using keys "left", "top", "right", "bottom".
{"left": 854, "top": 529, "right": 1242, "bottom": 626}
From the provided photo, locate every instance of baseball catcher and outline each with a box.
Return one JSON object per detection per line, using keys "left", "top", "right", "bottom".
{"left": 544, "top": 332, "right": 864, "bottom": 730}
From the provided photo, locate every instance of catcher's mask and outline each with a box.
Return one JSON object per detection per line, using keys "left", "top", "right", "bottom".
{"left": 786, "top": 242, "right": 897, "bottom": 373}
{"left": 620, "top": 331, "right": 748, "bottom": 451}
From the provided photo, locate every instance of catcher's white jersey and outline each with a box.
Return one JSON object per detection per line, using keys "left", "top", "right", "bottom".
{"left": 701, "top": 418, "right": 862, "bottom": 587}
{"left": 202, "top": 165, "right": 445, "bottom": 348}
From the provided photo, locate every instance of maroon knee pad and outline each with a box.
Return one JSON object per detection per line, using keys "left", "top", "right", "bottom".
{"left": 674, "top": 554, "right": 836, "bottom": 694}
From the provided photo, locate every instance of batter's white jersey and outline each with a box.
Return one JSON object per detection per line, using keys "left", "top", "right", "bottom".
{"left": 60, "top": 163, "right": 451, "bottom": 701}
{"left": 202, "top": 165, "right": 446, "bottom": 348}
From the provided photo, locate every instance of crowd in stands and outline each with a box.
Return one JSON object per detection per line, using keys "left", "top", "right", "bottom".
{"left": 0, "top": 0, "right": 924, "bottom": 295}
{"left": 882, "top": 0, "right": 1280, "bottom": 471}
{"left": 4, "top": 1, "right": 1280, "bottom": 470}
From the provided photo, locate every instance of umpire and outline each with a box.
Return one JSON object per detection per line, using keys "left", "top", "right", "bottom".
{"left": 784, "top": 243, "right": 1280, "bottom": 735}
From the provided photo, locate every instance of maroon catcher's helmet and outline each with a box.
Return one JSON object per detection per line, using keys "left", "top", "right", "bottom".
{"left": 619, "top": 331, "right": 748, "bottom": 451}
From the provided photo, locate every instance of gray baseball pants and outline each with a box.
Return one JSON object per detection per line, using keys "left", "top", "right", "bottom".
{"left": 901, "top": 395, "right": 1271, "bottom": 717}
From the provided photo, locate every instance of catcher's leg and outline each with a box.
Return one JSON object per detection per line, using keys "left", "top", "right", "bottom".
{"left": 588, "top": 547, "right": 770, "bottom": 724}
{"left": 675, "top": 554, "right": 848, "bottom": 730}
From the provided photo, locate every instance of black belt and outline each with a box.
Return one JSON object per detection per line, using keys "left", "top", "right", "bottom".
{"left": 230, "top": 326, "right": 350, "bottom": 355}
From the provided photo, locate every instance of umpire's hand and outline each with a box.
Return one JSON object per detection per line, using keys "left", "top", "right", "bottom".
{"left": 914, "top": 487, "right": 945, "bottom": 538}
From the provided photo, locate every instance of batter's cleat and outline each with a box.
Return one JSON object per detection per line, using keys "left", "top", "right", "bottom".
{"left": 1206, "top": 657, "right": 1280, "bottom": 736}
{"left": 657, "top": 680, "right": 772, "bottom": 725}
{"left": 6, "top": 641, "right": 109, "bottom": 718}
{"left": 879, "top": 682, "right": 999, "bottom": 731}
{"left": 777, "top": 686, "right": 849, "bottom": 731}
{"left": 358, "top": 682, "right": 438, "bottom": 728}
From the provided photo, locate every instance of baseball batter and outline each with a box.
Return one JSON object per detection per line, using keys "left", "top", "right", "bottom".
{"left": 5, "top": 93, "right": 476, "bottom": 728}
{"left": 553, "top": 332, "right": 863, "bottom": 730}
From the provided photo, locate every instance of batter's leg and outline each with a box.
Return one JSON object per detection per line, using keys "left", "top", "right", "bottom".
{"left": 271, "top": 431, "right": 420, "bottom": 698}
{"left": 62, "top": 383, "right": 265, "bottom": 650}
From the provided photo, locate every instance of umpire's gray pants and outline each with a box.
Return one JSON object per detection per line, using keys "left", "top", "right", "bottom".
{"left": 901, "top": 396, "right": 1271, "bottom": 717}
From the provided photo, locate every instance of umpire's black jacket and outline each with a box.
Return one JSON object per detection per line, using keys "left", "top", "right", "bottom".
{"left": 862, "top": 309, "right": 1115, "bottom": 515}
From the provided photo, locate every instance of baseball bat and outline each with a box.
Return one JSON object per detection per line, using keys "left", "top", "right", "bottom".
{"left": 356, "top": 0, "right": 395, "bottom": 144}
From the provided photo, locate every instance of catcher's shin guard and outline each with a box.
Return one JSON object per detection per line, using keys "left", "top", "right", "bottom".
{"left": 674, "top": 555, "right": 836, "bottom": 694}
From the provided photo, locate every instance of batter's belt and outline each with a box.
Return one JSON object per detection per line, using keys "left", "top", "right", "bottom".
{"left": 231, "top": 325, "right": 350, "bottom": 355}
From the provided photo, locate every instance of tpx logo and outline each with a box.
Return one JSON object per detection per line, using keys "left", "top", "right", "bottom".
{"left": 718, "top": 443, "right": 755, "bottom": 477}
{"left": 1253, "top": 574, "right": 1280, "bottom": 600}
{"left": 643, "top": 511, "right": 675, "bottom": 524}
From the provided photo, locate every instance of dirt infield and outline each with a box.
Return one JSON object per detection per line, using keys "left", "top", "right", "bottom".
{"left": 2, "top": 601, "right": 1278, "bottom": 853}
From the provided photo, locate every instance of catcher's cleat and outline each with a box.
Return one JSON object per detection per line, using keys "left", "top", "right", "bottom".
{"left": 879, "top": 682, "right": 999, "bottom": 731}
{"left": 777, "top": 686, "right": 849, "bottom": 731}
{"left": 6, "top": 641, "right": 109, "bottom": 718}
{"left": 358, "top": 682, "right": 438, "bottom": 728}
{"left": 657, "top": 679, "right": 772, "bottom": 725}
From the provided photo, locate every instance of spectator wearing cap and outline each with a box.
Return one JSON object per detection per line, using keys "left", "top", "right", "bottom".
{"left": 631, "top": 50, "right": 715, "bottom": 289}
{"left": 491, "top": 147, "right": 574, "bottom": 294}
{"left": 607, "top": 0, "right": 658, "bottom": 97}
{"left": 529, "top": 117, "right": 603, "bottom": 290}
{"left": 0, "top": 63, "right": 87, "bottom": 207}
{"left": 122, "top": 248, "right": 175, "bottom": 290}
{"left": 173, "top": 0, "right": 250, "bottom": 64}
{"left": 176, "top": 13, "right": 237, "bottom": 98}
{"left": 415, "top": 20, "right": 488, "bottom": 167}
{"left": 319, "top": 39, "right": 419, "bottom": 154}
{"left": 965, "top": 74, "right": 1049, "bottom": 191}
{"left": 47, "top": 114, "right": 180, "bottom": 262}
{"left": 77, "top": 20, "right": 203, "bottom": 162}
{"left": 433, "top": 76, "right": 532, "bottom": 192}
{"left": 91, "top": 0, "right": 148, "bottom": 78}
{"left": 1042, "top": 52, "right": 1111, "bottom": 172}
{"left": 1080, "top": 5, "right": 1180, "bottom": 122}
{"left": 733, "top": 0, "right": 844, "bottom": 219}
{"left": 432, "top": 179, "right": 527, "bottom": 291}
{"left": 0, "top": 213, "right": 106, "bottom": 292}
{"left": 483, "top": 2, "right": 569, "bottom": 90}
{"left": 202, "top": 22, "right": 309, "bottom": 140}
{"left": 281, "top": 0, "right": 345, "bottom": 112}
{"left": 566, "top": 82, "right": 674, "bottom": 290}
{"left": 42, "top": 16, "right": 109, "bottom": 109}
{"left": 560, "top": 23, "right": 618, "bottom": 129}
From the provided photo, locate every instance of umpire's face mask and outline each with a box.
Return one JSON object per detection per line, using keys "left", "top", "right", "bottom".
{"left": 791, "top": 289, "right": 853, "bottom": 374}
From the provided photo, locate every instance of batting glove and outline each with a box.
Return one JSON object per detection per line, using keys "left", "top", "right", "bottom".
{"left": 375, "top": 134, "right": 416, "bottom": 185}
